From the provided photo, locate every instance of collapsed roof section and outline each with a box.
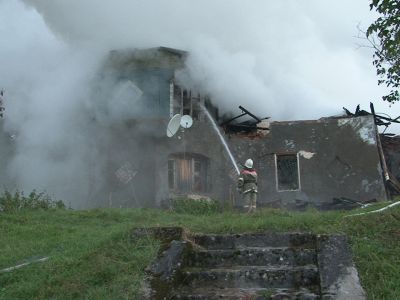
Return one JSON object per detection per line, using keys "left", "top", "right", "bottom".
{"left": 343, "top": 102, "right": 400, "bottom": 135}
{"left": 220, "top": 106, "right": 270, "bottom": 136}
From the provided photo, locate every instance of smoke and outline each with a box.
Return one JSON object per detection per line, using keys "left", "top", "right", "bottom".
{"left": 0, "top": 0, "right": 106, "bottom": 206}
{"left": 0, "top": 0, "right": 397, "bottom": 206}
{"left": 19, "top": 0, "right": 394, "bottom": 119}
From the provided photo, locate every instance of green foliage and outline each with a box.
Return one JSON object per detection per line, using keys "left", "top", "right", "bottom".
{"left": 0, "top": 203, "right": 399, "bottom": 298}
{"left": 171, "top": 197, "right": 221, "bottom": 215}
{"left": 367, "top": 0, "right": 400, "bottom": 102}
{"left": 0, "top": 190, "right": 65, "bottom": 213}
{"left": 257, "top": 288, "right": 273, "bottom": 298}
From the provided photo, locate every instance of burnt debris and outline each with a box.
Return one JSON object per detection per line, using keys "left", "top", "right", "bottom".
{"left": 220, "top": 105, "right": 269, "bottom": 134}
{"left": 343, "top": 102, "right": 400, "bottom": 134}
{"left": 344, "top": 103, "right": 400, "bottom": 197}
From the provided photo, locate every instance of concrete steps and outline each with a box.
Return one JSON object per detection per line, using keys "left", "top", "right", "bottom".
{"left": 172, "top": 233, "right": 321, "bottom": 299}
{"left": 186, "top": 247, "right": 317, "bottom": 268}
{"left": 181, "top": 265, "right": 319, "bottom": 289}
{"left": 171, "top": 287, "right": 320, "bottom": 300}
{"left": 190, "top": 233, "right": 317, "bottom": 250}
{"left": 142, "top": 229, "right": 365, "bottom": 299}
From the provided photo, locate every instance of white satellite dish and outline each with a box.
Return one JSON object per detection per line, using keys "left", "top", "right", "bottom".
{"left": 180, "top": 115, "right": 193, "bottom": 129}
{"left": 167, "top": 114, "right": 182, "bottom": 137}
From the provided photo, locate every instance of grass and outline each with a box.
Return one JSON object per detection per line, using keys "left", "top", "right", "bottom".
{"left": 0, "top": 202, "right": 399, "bottom": 299}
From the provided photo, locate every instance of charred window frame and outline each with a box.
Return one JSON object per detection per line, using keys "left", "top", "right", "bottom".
{"left": 275, "top": 153, "right": 300, "bottom": 191}
{"left": 170, "top": 82, "right": 182, "bottom": 116}
{"left": 169, "top": 81, "right": 201, "bottom": 119}
{"left": 182, "top": 90, "right": 191, "bottom": 115}
{"left": 168, "top": 153, "right": 209, "bottom": 193}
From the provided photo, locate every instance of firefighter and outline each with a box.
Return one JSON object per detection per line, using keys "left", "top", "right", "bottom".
{"left": 238, "top": 158, "right": 258, "bottom": 213}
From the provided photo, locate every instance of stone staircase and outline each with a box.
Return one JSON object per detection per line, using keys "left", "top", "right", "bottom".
{"left": 172, "top": 233, "right": 320, "bottom": 299}
{"left": 139, "top": 228, "right": 366, "bottom": 300}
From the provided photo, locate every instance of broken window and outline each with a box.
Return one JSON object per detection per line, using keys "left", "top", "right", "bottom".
{"left": 171, "top": 83, "right": 182, "bottom": 116}
{"left": 182, "top": 90, "right": 191, "bottom": 115}
{"left": 170, "top": 82, "right": 201, "bottom": 119}
{"left": 276, "top": 154, "right": 300, "bottom": 191}
{"left": 168, "top": 154, "right": 208, "bottom": 193}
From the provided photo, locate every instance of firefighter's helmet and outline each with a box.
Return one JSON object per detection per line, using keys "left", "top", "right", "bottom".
{"left": 244, "top": 159, "right": 253, "bottom": 169}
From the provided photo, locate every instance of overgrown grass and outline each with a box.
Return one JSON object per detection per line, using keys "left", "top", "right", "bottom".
{"left": 171, "top": 197, "right": 220, "bottom": 215}
{"left": 0, "top": 202, "right": 399, "bottom": 299}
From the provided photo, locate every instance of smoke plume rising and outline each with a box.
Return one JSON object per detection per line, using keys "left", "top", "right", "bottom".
{"left": 0, "top": 0, "right": 396, "bottom": 206}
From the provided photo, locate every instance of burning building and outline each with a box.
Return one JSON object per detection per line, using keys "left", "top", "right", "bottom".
{"left": 88, "top": 46, "right": 389, "bottom": 210}
{"left": 0, "top": 47, "right": 394, "bottom": 209}
{"left": 86, "top": 47, "right": 229, "bottom": 208}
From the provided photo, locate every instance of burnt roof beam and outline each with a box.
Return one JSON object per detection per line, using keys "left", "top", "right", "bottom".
{"left": 238, "top": 105, "right": 262, "bottom": 123}
{"left": 227, "top": 124, "right": 269, "bottom": 130}
{"left": 220, "top": 112, "right": 247, "bottom": 126}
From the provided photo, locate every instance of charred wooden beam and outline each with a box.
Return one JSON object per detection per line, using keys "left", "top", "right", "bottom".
{"left": 238, "top": 105, "right": 262, "bottom": 123}
{"left": 220, "top": 113, "right": 247, "bottom": 126}
{"left": 225, "top": 124, "right": 269, "bottom": 130}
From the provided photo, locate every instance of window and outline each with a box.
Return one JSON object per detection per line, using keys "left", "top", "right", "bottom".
{"left": 169, "top": 82, "right": 201, "bottom": 119}
{"left": 168, "top": 154, "right": 208, "bottom": 193}
{"left": 171, "top": 83, "right": 182, "bottom": 116}
{"left": 182, "top": 90, "right": 191, "bottom": 115}
{"left": 276, "top": 154, "right": 300, "bottom": 191}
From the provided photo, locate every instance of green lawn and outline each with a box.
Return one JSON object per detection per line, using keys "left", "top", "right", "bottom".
{"left": 0, "top": 203, "right": 399, "bottom": 299}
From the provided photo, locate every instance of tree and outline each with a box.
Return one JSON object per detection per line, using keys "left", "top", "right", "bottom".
{"left": 367, "top": 0, "right": 400, "bottom": 103}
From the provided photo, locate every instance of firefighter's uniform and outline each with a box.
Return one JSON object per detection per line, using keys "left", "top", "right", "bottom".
{"left": 238, "top": 159, "right": 258, "bottom": 213}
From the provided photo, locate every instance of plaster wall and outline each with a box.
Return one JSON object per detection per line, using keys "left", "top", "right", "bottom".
{"left": 0, "top": 113, "right": 388, "bottom": 210}
{"left": 84, "top": 117, "right": 233, "bottom": 208}
{"left": 154, "top": 118, "right": 235, "bottom": 206}
{"left": 229, "top": 115, "right": 387, "bottom": 209}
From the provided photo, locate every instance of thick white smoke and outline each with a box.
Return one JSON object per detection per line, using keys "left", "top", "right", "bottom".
{"left": 0, "top": 1, "right": 106, "bottom": 206}
{"left": 19, "top": 0, "right": 394, "bottom": 119}
{"left": 0, "top": 0, "right": 397, "bottom": 206}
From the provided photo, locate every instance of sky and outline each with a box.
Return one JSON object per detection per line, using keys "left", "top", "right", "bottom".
{"left": 0, "top": 0, "right": 398, "bottom": 205}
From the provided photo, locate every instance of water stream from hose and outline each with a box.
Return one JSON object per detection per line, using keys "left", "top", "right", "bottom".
{"left": 200, "top": 104, "right": 240, "bottom": 175}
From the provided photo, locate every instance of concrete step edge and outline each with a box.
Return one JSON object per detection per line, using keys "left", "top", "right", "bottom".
{"left": 184, "top": 264, "right": 318, "bottom": 273}
{"left": 190, "top": 233, "right": 317, "bottom": 250}
{"left": 172, "top": 286, "right": 321, "bottom": 299}
{"left": 192, "top": 246, "right": 317, "bottom": 252}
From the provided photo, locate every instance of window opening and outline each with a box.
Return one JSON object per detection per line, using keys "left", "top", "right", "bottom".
{"left": 172, "top": 84, "right": 182, "bottom": 116}
{"left": 276, "top": 154, "right": 300, "bottom": 191}
{"left": 171, "top": 84, "right": 202, "bottom": 120}
{"left": 182, "top": 90, "right": 191, "bottom": 115}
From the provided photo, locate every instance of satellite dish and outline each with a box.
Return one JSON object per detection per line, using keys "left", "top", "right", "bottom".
{"left": 167, "top": 114, "right": 182, "bottom": 137}
{"left": 180, "top": 115, "right": 193, "bottom": 129}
